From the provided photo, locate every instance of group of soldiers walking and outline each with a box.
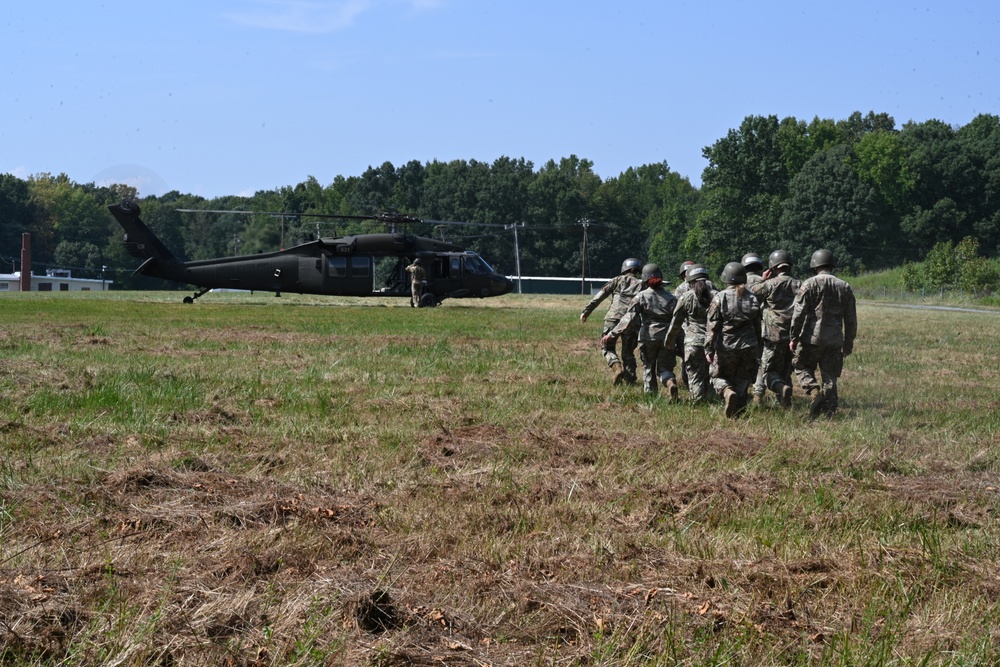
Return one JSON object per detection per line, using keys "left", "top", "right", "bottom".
{"left": 581, "top": 249, "right": 857, "bottom": 419}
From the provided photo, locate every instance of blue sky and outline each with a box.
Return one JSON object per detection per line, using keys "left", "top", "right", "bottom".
{"left": 2, "top": 0, "right": 998, "bottom": 199}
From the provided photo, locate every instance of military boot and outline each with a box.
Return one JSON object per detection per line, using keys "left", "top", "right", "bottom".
{"left": 665, "top": 378, "right": 679, "bottom": 402}
{"left": 808, "top": 388, "right": 827, "bottom": 420}
{"left": 723, "top": 388, "right": 742, "bottom": 419}
{"left": 609, "top": 361, "right": 622, "bottom": 383}
{"left": 779, "top": 384, "right": 793, "bottom": 408}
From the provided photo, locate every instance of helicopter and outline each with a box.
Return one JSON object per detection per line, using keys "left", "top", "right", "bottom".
{"left": 107, "top": 200, "right": 513, "bottom": 306}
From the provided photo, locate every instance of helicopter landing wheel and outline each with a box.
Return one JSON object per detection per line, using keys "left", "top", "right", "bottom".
{"left": 184, "top": 287, "right": 212, "bottom": 304}
{"left": 418, "top": 293, "right": 438, "bottom": 308}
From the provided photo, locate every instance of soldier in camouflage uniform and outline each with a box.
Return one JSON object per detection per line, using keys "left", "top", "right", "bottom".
{"left": 742, "top": 253, "right": 768, "bottom": 403}
{"left": 673, "top": 261, "right": 695, "bottom": 297}
{"left": 742, "top": 253, "right": 764, "bottom": 288}
{"left": 405, "top": 258, "right": 427, "bottom": 307}
{"left": 706, "top": 262, "right": 762, "bottom": 418}
{"left": 603, "top": 263, "right": 679, "bottom": 399}
{"left": 581, "top": 258, "right": 643, "bottom": 384}
{"left": 749, "top": 250, "right": 801, "bottom": 407}
{"left": 674, "top": 260, "right": 718, "bottom": 298}
{"left": 789, "top": 249, "right": 858, "bottom": 419}
{"left": 665, "top": 264, "right": 716, "bottom": 402}
{"left": 673, "top": 260, "right": 715, "bottom": 389}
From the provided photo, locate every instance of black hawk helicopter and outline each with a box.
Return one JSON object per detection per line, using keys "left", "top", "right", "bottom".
{"left": 108, "top": 200, "right": 513, "bottom": 306}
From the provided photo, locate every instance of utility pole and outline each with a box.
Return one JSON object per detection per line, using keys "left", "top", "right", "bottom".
{"left": 505, "top": 222, "right": 525, "bottom": 294}
{"left": 579, "top": 218, "right": 591, "bottom": 295}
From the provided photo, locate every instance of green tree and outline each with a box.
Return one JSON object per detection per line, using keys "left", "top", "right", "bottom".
{"left": 779, "top": 145, "right": 887, "bottom": 274}
{"left": 853, "top": 130, "right": 915, "bottom": 213}
{"left": 956, "top": 114, "right": 1000, "bottom": 254}
{"left": 28, "top": 173, "right": 113, "bottom": 275}
{"left": 836, "top": 111, "right": 896, "bottom": 145}
{"left": 899, "top": 119, "right": 978, "bottom": 250}
{"left": 525, "top": 156, "right": 601, "bottom": 277}
{"left": 695, "top": 115, "right": 795, "bottom": 267}
{"left": 0, "top": 174, "right": 39, "bottom": 271}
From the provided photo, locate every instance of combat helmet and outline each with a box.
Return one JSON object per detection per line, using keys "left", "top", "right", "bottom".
{"left": 741, "top": 253, "right": 764, "bottom": 272}
{"left": 686, "top": 264, "right": 709, "bottom": 282}
{"left": 678, "top": 260, "right": 694, "bottom": 278}
{"left": 641, "top": 263, "right": 664, "bottom": 285}
{"left": 768, "top": 249, "right": 792, "bottom": 270}
{"left": 809, "top": 249, "right": 835, "bottom": 269}
{"left": 720, "top": 261, "right": 748, "bottom": 285}
{"left": 620, "top": 257, "right": 643, "bottom": 275}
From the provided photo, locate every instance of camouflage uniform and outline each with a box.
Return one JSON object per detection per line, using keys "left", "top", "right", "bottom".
{"left": 672, "top": 279, "right": 715, "bottom": 387}
{"left": 609, "top": 285, "right": 678, "bottom": 395}
{"left": 581, "top": 273, "right": 643, "bottom": 380}
{"left": 789, "top": 271, "right": 858, "bottom": 415}
{"left": 666, "top": 285, "right": 717, "bottom": 402}
{"left": 744, "top": 271, "right": 767, "bottom": 399}
{"left": 674, "top": 279, "right": 717, "bottom": 298}
{"left": 750, "top": 272, "right": 801, "bottom": 401}
{"left": 405, "top": 262, "right": 427, "bottom": 307}
{"left": 705, "top": 286, "right": 761, "bottom": 400}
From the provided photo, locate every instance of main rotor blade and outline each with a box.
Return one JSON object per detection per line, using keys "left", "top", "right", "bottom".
{"left": 175, "top": 208, "right": 378, "bottom": 221}
{"left": 175, "top": 209, "right": 510, "bottom": 227}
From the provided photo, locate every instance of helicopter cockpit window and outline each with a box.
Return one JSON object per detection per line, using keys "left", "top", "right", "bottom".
{"left": 351, "top": 257, "right": 370, "bottom": 278}
{"left": 463, "top": 253, "right": 493, "bottom": 275}
{"left": 327, "top": 256, "right": 347, "bottom": 278}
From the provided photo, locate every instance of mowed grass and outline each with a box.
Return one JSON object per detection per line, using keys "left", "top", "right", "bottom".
{"left": 1, "top": 291, "right": 999, "bottom": 666}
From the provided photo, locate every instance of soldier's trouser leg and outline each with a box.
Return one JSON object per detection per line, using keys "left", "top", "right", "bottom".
{"left": 620, "top": 329, "right": 639, "bottom": 381}
{"left": 675, "top": 329, "right": 688, "bottom": 387}
{"left": 792, "top": 344, "right": 821, "bottom": 395}
{"left": 600, "top": 321, "right": 622, "bottom": 368}
{"left": 640, "top": 341, "right": 674, "bottom": 394}
{"left": 639, "top": 342, "right": 658, "bottom": 394}
{"left": 762, "top": 341, "right": 793, "bottom": 394}
{"left": 817, "top": 346, "right": 844, "bottom": 413}
{"left": 654, "top": 342, "right": 676, "bottom": 393}
{"left": 711, "top": 348, "right": 755, "bottom": 398}
{"left": 752, "top": 343, "right": 765, "bottom": 398}
{"left": 684, "top": 344, "right": 710, "bottom": 401}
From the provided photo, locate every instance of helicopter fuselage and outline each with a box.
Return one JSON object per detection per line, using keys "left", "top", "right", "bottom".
{"left": 109, "top": 201, "right": 513, "bottom": 305}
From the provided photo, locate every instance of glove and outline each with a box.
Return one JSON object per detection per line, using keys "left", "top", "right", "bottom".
{"left": 843, "top": 344, "right": 853, "bottom": 357}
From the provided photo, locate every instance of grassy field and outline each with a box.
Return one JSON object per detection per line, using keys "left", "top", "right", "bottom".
{"left": 1, "top": 290, "right": 999, "bottom": 666}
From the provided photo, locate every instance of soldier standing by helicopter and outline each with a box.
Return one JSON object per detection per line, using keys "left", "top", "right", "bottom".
{"left": 580, "top": 258, "right": 643, "bottom": 384}
{"left": 405, "top": 258, "right": 427, "bottom": 307}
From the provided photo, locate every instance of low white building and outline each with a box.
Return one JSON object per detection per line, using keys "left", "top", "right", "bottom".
{"left": 0, "top": 269, "right": 112, "bottom": 292}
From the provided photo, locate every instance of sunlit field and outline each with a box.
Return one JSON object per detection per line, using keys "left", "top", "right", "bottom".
{"left": 1, "top": 291, "right": 999, "bottom": 666}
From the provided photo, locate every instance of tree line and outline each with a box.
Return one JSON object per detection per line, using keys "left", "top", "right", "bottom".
{"left": 2, "top": 111, "right": 999, "bottom": 290}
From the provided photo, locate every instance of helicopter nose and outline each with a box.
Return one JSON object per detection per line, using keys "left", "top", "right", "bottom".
{"left": 492, "top": 274, "right": 514, "bottom": 296}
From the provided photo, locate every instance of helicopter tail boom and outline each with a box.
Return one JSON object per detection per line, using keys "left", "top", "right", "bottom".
{"left": 108, "top": 200, "right": 187, "bottom": 281}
